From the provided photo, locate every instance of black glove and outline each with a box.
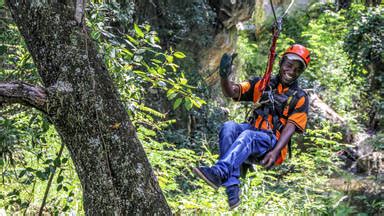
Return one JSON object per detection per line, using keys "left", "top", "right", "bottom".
{"left": 219, "top": 53, "right": 237, "bottom": 79}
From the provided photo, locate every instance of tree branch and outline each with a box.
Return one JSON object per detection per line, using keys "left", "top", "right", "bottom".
{"left": 0, "top": 81, "right": 47, "bottom": 113}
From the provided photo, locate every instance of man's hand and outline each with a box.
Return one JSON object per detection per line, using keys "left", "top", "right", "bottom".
{"left": 219, "top": 53, "right": 237, "bottom": 79}
{"left": 260, "top": 150, "right": 280, "bottom": 169}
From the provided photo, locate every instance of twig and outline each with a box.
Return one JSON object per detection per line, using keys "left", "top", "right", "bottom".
{"left": 38, "top": 142, "right": 65, "bottom": 216}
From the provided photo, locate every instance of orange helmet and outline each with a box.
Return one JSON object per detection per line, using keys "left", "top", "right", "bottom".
{"left": 283, "top": 44, "right": 310, "bottom": 67}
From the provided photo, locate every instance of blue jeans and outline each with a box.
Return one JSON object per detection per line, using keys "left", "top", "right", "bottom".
{"left": 214, "top": 121, "right": 277, "bottom": 187}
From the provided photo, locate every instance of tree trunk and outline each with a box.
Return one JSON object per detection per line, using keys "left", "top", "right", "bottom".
{"left": 336, "top": 0, "right": 352, "bottom": 11}
{"left": 5, "top": 1, "right": 171, "bottom": 215}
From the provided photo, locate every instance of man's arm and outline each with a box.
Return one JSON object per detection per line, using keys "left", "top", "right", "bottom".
{"left": 260, "top": 122, "right": 296, "bottom": 168}
{"left": 219, "top": 53, "right": 241, "bottom": 99}
{"left": 220, "top": 76, "right": 240, "bottom": 99}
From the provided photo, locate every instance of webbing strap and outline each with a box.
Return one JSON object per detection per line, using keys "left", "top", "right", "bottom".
{"left": 250, "top": 87, "right": 304, "bottom": 159}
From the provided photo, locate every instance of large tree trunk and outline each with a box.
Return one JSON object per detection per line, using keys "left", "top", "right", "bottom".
{"left": 4, "top": 1, "right": 171, "bottom": 215}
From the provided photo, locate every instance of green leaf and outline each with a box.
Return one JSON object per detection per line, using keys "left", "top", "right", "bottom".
{"left": 133, "top": 55, "right": 143, "bottom": 62}
{"left": 139, "top": 105, "right": 166, "bottom": 118}
{"left": 57, "top": 184, "right": 63, "bottom": 191}
{"left": 7, "top": 190, "right": 19, "bottom": 197}
{"left": 151, "top": 59, "right": 162, "bottom": 64}
{"left": 173, "top": 98, "right": 183, "bottom": 110}
{"left": 42, "top": 118, "right": 50, "bottom": 132}
{"left": 18, "top": 170, "right": 27, "bottom": 178}
{"left": 63, "top": 205, "right": 70, "bottom": 212}
{"left": 126, "top": 35, "right": 139, "bottom": 46}
{"left": 57, "top": 175, "right": 64, "bottom": 184}
{"left": 62, "top": 158, "right": 68, "bottom": 164}
{"left": 43, "top": 159, "right": 53, "bottom": 165}
{"left": 36, "top": 171, "right": 48, "bottom": 180}
{"left": 166, "top": 89, "right": 178, "bottom": 100}
{"left": 166, "top": 55, "right": 174, "bottom": 63}
{"left": 134, "top": 24, "right": 144, "bottom": 38}
{"left": 144, "top": 24, "right": 151, "bottom": 32}
{"left": 121, "top": 48, "right": 133, "bottom": 57}
{"left": 184, "top": 98, "right": 193, "bottom": 110}
{"left": 180, "top": 78, "right": 188, "bottom": 85}
{"left": 191, "top": 98, "right": 202, "bottom": 108}
{"left": 21, "top": 201, "right": 29, "bottom": 208}
{"left": 174, "top": 51, "right": 186, "bottom": 59}
{"left": 54, "top": 158, "right": 61, "bottom": 167}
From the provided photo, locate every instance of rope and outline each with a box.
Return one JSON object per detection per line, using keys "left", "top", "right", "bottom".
{"left": 257, "top": 0, "right": 295, "bottom": 94}
{"left": 282, "top": 0, "right": 295, "bottom": 19}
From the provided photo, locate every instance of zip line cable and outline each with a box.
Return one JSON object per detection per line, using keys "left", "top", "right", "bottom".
{"left": 205, "top": 0, "right": 295, "bottom": 85}
{"left": 258, "top": 0, "right": 295, "bottom": 93}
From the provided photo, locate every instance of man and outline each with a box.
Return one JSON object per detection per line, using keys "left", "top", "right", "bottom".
{"left": 193, "top": 44, "right": 310, "bottom": 209}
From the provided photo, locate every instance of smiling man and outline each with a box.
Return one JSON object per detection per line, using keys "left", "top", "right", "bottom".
{"left": 193, "top": 44, "right": 310, "bottom": 209}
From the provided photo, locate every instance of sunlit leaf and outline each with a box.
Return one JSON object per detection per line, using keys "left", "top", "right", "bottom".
{"left": 166, "top": 55, "right": 174, "bottom": 63}
{"left": 134, "top": 23, "right": 144, "bottom": 38}
{"left": 173, "top": 98, "right": 183, "bottom": 110}
{"left": 180, "top": 78, "right": 188, "bottom": 85}
{"left": 184, "top": 98, "right": 193, "bottom": 110}
{"left": 174, "top": 51, "right": 186, "bottom": 59}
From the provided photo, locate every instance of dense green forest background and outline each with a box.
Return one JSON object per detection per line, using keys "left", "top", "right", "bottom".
{"left": 1, "top": 0, "right": 383, "bottom": 215}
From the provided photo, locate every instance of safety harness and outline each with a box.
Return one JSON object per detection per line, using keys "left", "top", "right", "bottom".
{"left": 248, "top": 77, "right": 306, "bottom": 159}
{"left": 251, "top": 0, "right": 296, "bottom": 162}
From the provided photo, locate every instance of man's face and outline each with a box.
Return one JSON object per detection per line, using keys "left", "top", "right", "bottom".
{"left": 279, "top": 58, "right": 304, "bottom": 86}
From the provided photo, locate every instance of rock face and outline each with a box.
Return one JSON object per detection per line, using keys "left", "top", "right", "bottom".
{"left": 356, "top": 152, "right": 384, "bottom": 175}
{"left": 338, "top": 132, "right": 384, "bottom": 177}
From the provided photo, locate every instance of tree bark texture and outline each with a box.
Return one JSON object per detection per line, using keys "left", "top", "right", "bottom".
{"left": 5, "top": 1, "right": 171, "bottom": 215}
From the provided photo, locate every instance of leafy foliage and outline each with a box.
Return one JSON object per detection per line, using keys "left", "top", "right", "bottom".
{"left": 87, "top": 2, "right": 205, "bottom": 116}
{"left": 344, "top": 6, "right": 384, "bottom": 72}
{"left": 0, "top": 112, "right": 82, "bottom": 214}
{"left": 1, "top": 1, "right": 383, "bottom": 215}
{"left": 344, "top": 6, "right": 384, "bottom": 130}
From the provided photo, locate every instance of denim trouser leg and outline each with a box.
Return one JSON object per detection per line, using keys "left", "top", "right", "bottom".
{"left": 219, "top": 121, "right": 254, "bottom": 159}
{"left": 218, "top": 121, "right": 254, "bottom": 186}
{"left": 214, "top": 129, "right": 277, "bottom": 185}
